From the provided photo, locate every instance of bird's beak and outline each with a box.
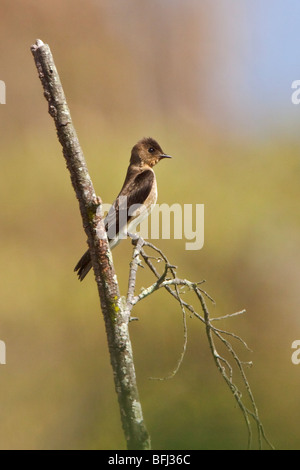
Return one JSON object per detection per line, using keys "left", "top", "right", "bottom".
{"left": 160, "top": 154, "right": 172, "bottom": 159}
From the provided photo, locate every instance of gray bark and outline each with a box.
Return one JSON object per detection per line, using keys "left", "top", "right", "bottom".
{"left": 31, "top": 39, "right": 150, "bottom": 450}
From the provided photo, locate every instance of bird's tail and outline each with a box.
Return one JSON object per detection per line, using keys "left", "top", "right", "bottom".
{"left": 74, "top": 249, "right": 92, "bottom": 281}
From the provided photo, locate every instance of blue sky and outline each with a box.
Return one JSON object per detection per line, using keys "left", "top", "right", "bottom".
{"left": 209, "top": 0, "right": 300, "bottom": 136}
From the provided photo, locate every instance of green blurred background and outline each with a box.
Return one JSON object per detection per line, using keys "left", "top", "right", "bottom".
{"left": 1, "top": 0, "right": 300, "bottom": 450}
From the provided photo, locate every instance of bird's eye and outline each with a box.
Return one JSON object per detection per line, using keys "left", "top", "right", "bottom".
{"left": 148, "top": 147, "right": 155, "bottom": 154}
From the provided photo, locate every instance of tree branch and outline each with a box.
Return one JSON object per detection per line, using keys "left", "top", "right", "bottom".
{"left": 127, "top": 234, "right": 274, "bottom": 450}
{"left": 31, "top": 39, "right": 150, "bottom": 450}
{"left": 31, "top": 38, "right": 273, "bottom": 451}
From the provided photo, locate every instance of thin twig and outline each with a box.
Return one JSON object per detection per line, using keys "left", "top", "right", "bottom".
{"left": 129, "top": 236, "right": 189, "bottom": 381}
{"left": 211, "top": 310, "right": 247, "bottom": 321}
{"left": 127, "top": 236, "right": 145, "bottom": 310}
{"left": 127, "top": 234, "right": 274, "bottom": 450}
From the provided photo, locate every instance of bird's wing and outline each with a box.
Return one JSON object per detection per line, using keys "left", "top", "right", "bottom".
{"left": 105, "top": 169, "right": 154, "bottom": 240}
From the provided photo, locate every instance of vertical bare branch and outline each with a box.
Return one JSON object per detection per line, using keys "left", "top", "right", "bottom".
{"left": 30, "top": 39, "right": 150, "bottom": 450}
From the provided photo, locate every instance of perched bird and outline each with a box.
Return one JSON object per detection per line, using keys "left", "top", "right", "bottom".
{"left": 74, "top": 137, "right": 172, "bottom": 280}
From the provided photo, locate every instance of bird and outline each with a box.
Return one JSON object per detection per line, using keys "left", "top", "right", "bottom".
{"left": 74, "top": 137, "right": 172, "bottom": 281}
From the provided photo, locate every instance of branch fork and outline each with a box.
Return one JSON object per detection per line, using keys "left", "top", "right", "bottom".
{"left": 31, "top": 39, "right": 274, "bottom": 451}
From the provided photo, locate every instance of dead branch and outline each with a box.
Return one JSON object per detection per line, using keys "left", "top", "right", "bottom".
{"left": 31, "top": 38, "right": 273, "bottom": 451}
{"left": 31, "top": 39, "right": 150, "bottom": 450}
{"left": 127, "top": 234, "right": 274, "bottom": 450}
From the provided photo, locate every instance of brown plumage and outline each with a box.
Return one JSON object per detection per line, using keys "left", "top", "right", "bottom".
{"left": 74, "top": 137, "right": 171, "bottom": 281}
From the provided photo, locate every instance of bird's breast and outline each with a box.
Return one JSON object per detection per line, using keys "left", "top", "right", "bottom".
{"left": 127, "top": 176, "right": 157, "bottom": 232}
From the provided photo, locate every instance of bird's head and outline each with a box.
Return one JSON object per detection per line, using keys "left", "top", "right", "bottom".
{"left": 130, "top": 137, "right": 172, "bottom": 168}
